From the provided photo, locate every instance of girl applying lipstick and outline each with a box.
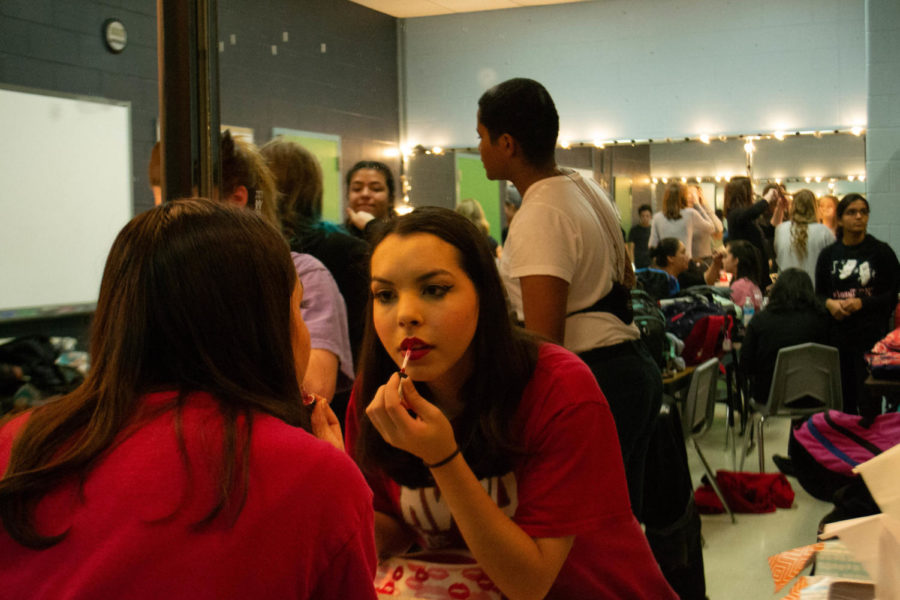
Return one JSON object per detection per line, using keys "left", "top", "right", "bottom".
{"left": 345, "top": 208, "right": 675, "bottom": 599}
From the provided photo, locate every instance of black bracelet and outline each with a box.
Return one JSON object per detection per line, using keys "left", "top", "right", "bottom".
{"left": 424, "top": 447, "right": 460, "bottom": 469}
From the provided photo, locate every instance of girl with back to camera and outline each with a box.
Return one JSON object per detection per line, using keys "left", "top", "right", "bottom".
{"left": 815, "top": 194, "right": 900, "bottom": 418}
{"left": 774, "top": 189, "right": 835, "bottom": 286}
{"left": 724, "top": 176, "right": 778, "bottom": 285}
{"left": 0, "top": 199, "right": 376, "bottom": 599}
{"left": 741, "top": 268, "right": 831, "bottom": 409}
{"left": 649, "top": 182, "right": 716, "bottom": 260}
{"left": 345, "top": 207, "right": 675, "bottom": 599}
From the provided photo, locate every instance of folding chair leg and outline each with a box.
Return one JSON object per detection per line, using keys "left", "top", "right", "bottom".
{"left": 728, "top": 417, "right": 737, "bottom": 471}
{"left": 757, "top": 415, "right": 766, "bottom": 473}
{"left": 739, "top": 416, "right": 755, "bottom": 472}
{"left": 692, "top": 438, "right": 735, "bottom": 523}
{"left": 723, "top": 403, "right": 732, "bottom": 451}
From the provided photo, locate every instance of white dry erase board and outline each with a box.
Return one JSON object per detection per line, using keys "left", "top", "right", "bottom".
{"left": 0, "top": 85, "right": 132, "bottom": 321}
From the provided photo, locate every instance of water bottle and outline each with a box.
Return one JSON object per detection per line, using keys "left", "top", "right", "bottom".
{"left": 742, "top": 296, "right": 755, "bottom": 326}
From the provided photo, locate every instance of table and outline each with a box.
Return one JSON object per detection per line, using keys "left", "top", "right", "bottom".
{"left": 864, "top": 374, "right": 900, "bottom": 413}
{"left": 662, "top": 365, "right": 695, "bottom": 401}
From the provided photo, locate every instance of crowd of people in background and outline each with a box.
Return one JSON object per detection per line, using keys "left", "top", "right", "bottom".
{"left": 2, "top": 75, "right": 898, "bottom": 600}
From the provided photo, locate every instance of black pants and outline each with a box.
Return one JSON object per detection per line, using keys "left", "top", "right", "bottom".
{"left": 579, "top": 339, "right": 662, "bottom": 521}
{"left": 838, "top": 343, "right": 879, "bottom": 420}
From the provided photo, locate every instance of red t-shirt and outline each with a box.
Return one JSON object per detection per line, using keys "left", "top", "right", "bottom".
{"left": 346, "top": 344, "right": 676, "bottom": 599}
{"left": 0, "top": 391, "right": 377, "bottom": 600}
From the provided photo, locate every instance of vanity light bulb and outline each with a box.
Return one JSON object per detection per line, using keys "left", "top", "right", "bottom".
{"left": 699, "top": 134, "right": 710, "bottom": 144}
{"left": 560, "top": 140, "right": 571, "bottom": 149}
{"left": 851, "top": 127, "right": 863, "bottom": 136}
{"left": 432, "top": 146, "right": 443, "bottom": 155}
{"left": 681, "top": 177, "right": 687, "bottom": 183}
{"left": 774, "top": 131, "right": 785, "bottom": 141}
{"left": 715, "top": 176, "right": 722, "bottom": 182}
{"left": 661, "top": 177, "right": 668, "bottom": 184}
{"left": 652, "top": 178, "right": 659, "bottom": 184}
{"left": 848, "top": 175, "right": 855, "bottom": 182}
{"left": 743, "top": 141, "right": 755, "bottom": 153}
{"left": 805, "top": 177, "right": 812, "bottom": 183}
{"left": 859, "top": 175, "right": 866, "bottom": 181}
{"left": 815, "top": 176, "right": 822, "bottom": 183}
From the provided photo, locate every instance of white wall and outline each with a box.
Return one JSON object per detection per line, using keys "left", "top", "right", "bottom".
{"left": 403, "top": 0, "right": 866, "bottom": 148}
{"left": 865, "top": 0, "right": 900, "bottom": 252}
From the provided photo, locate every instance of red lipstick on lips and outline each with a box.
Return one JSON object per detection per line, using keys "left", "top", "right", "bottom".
{"left": 400, "top": 337, "right": 433, "bottom": 361}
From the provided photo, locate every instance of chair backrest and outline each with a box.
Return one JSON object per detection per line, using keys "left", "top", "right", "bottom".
{"left": 681, "top": 357, "right": 719, "bottom": 438}
{"left": 766, "top": 343, "right": 842, "bottom": 417}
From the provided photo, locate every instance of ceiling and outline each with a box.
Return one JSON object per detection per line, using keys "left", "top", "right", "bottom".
{"left": 348, "top": 0, "right": 593, "bottom": 19}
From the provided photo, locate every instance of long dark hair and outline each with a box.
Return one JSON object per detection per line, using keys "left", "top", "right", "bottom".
{"left": 724, "top": 176, "right": 753, "bottom": 216}
{"left": 0, "top": 199, "right": 308, "bottom": 549}
{"left": 727, "top": 239, "right": 763, "bottom": 288}
{"left": 353, "top": 207, "right": 538, "bottom": 488}
{"left": 766, "top": 268, "right": 825, "bottom": 314}
{"left": 662, "top": 182, "right": 685, "bottom": 220}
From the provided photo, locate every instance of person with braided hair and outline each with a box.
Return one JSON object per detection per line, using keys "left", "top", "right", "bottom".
{"left": 774, "top": 189, "right": 835, "bottom": 286}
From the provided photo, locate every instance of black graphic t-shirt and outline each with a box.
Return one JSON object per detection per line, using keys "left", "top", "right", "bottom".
{"left": 815, "top": 235, "right": 900, "bottom": 349}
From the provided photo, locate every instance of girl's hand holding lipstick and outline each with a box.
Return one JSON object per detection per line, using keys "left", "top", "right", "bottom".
{"left": 366, "top": 373, "right": 457, "bottom": 467}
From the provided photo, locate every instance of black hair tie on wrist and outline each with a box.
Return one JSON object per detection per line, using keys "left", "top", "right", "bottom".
{"left": 424, "top": 447, "right": 460, "bottom": 469}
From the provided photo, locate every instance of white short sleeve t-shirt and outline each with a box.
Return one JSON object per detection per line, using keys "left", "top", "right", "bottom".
{"left": 500, "top": 170, "right": 639, "bottom": 353}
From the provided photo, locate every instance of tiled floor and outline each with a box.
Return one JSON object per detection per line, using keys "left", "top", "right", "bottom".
{"left": 687, "top": 404, "right": 833, "bottom": 599}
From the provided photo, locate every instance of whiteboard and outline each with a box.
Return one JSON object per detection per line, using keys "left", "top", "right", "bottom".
{"left": 0, "top": 85, "right": 132, "bottom": 320}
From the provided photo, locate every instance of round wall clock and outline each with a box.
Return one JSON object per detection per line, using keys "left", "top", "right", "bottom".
{"left": 103, "top": 19, "right": 127, "bottom": 54}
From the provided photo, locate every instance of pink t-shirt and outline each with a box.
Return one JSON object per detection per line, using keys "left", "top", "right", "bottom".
{"left": 346, "top": 344, "right": 676, "bottom": 599}
{"left": 0, "top": 391, "right": 377, "bottom": 600}
{"left": 731, "top": 276, "right": 763, "bottom": 311}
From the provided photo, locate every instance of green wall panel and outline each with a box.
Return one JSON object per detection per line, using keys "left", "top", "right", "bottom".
{"left": 457, "top": 154, "right": 501, "bottom": 245}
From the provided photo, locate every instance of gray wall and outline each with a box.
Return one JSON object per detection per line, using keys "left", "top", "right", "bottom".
{"left": 0, "top": 0, "right": 401, "bottom": 341}
{"left": 0, "top": 0, "right": 400, "bottom": 215}
{"left": 0, "top": 0, "right": 158, "bottom": 212}
{"left": 403, "top": 0, "right": 865, "bottom": 147}
{"left": 218, "top": 0, "right": 400, "bottom": 179}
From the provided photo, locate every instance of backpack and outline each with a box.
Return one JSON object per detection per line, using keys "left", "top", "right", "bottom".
{"left": 661, "top": 294, "right": 735, "bottom": 366}
{"left": 630, "top": 289, "right": 668, "bottom": 369}
{"left": 0, "top": 335, "right": 84, "bottom": 411}
{"left": 635, "top": 268, "right": 678, "bottom": 302}
{"left": 788, "top": 410, "right": 900, "bottom": 502}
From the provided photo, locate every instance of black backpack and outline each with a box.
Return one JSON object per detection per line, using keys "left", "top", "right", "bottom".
{"left": 630, "top": 289, "right": 669, "bottom": 369}
{"left": 0, "top": 335, "right": 84, "bottom": 410}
